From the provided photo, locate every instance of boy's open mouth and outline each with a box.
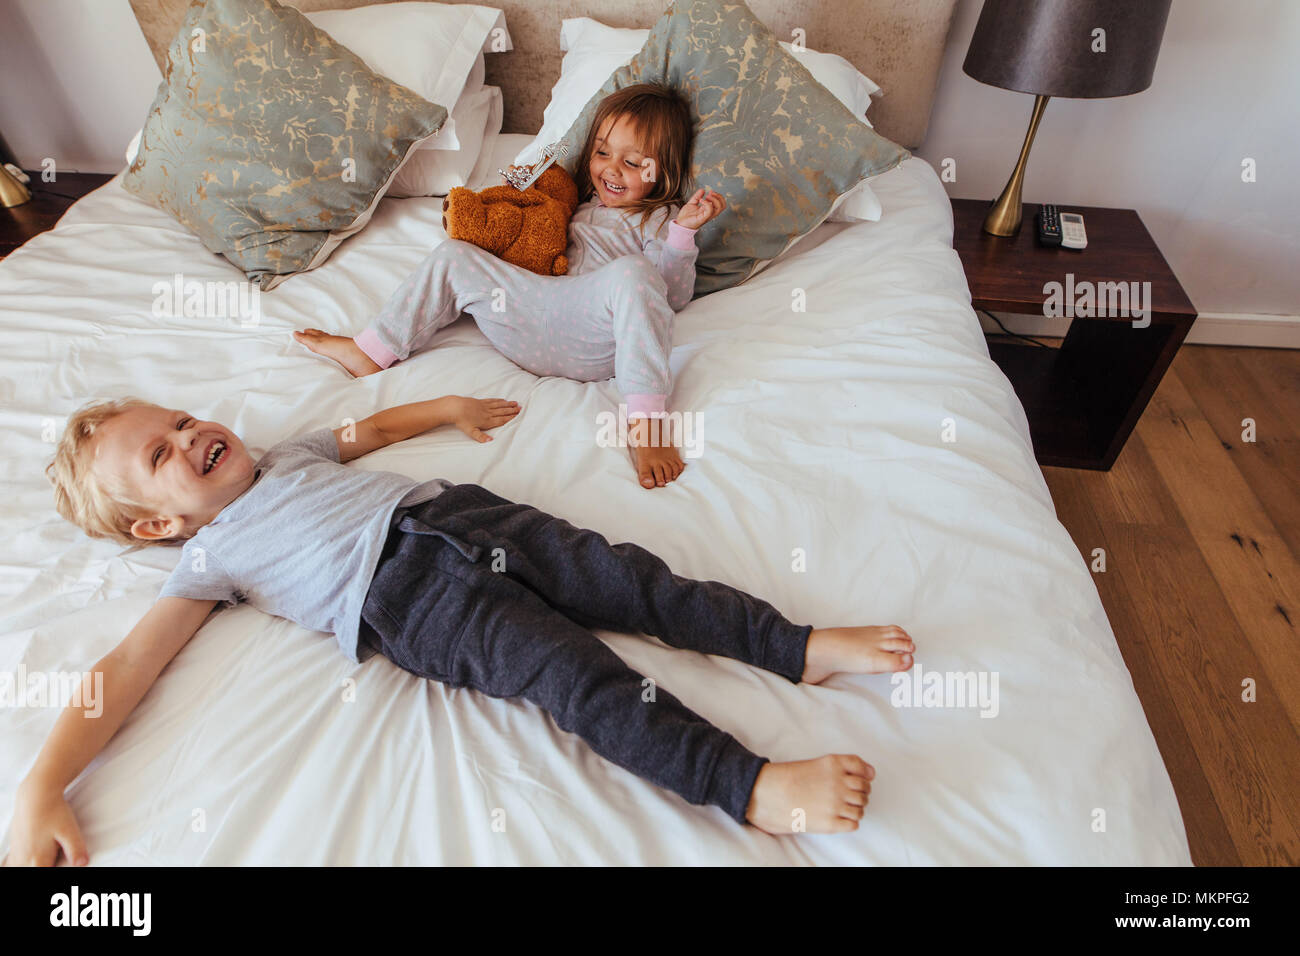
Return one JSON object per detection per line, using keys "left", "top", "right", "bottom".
{"left": 203, "top": 439, "right": 228, "bottom": 475}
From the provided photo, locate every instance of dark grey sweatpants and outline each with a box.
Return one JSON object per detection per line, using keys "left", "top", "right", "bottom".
{"left": 358, "top": 483, "right": 812, "bottom": 826}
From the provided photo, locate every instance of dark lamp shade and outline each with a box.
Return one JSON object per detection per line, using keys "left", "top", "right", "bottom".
{"left": 963, "top": 0, "right": 1172, "bottom": 99}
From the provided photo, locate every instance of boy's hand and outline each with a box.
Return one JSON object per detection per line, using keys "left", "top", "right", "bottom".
{"left": 343, "top": 396, "right": 521, "bottom": 460}
{"left": 676, "top": 187, "right": 726, "bottom": 230}
{"left": 450, "top": 397, "right": 520, "bottom": 443}
{"left": 2, "top": 781, "right": 88, "bottom": 867}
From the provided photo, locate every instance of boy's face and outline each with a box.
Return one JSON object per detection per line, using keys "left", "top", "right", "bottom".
{"left": 91, "top": 405, "right": 256, "bottom": 541}
{"left": 589, "top": 115, "right": 654, "bottom": 207}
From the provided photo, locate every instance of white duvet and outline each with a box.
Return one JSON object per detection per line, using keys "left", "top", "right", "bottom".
{"left": 0, "top": 136, "right": 1191, "bottom": 865}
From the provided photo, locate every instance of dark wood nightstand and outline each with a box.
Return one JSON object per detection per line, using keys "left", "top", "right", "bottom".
{"left": 0, "top": 170, "right": 115, "bottom": 260}
{"left": 951, "top": 198, "right": 1197, "bottom": 470}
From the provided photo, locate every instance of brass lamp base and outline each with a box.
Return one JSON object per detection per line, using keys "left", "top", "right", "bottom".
{"left": 0, "top": 164, "right": 31, "bottom": 207}
{"left": 983, "top": 94, "right": 1050, "bottom": 236}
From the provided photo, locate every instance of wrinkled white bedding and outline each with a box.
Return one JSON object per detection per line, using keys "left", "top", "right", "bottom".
{"left": 0, "top": 135, "right": 1190, "bottom": 864}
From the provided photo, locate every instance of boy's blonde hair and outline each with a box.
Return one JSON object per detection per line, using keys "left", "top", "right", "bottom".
{"left": 46, "top": 397, "right": 170, "bottom": 547}
{"left": 574, "top": 81, "right": 696, "bottom": 240}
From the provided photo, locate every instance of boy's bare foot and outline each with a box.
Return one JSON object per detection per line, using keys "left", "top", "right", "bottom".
{"left": 745, "top": 755, "right": 874, "bottom": 834}
{"left": 292, "top": 328, "right": 383, "bottom": 378}
{"left": 801, "top": 625, "right": 915, "bottom": 684}
{"left": 627, "top": 417, "right": 686, "bottom": 489}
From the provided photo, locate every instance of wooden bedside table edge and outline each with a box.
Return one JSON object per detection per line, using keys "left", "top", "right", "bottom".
{"left": 1129, "top": 207, "right": 1199, "bottom": 319}
{"left": 954, "top": 198, "right": 1198, "bottom": 327}
{"left": 0, "top": 171, "right": 117, "bottom": 261}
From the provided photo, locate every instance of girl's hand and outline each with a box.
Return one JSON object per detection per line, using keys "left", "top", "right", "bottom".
{"left": 676, "top": 187, "right": 726, "bottom": 230}
{"left": 2, "top": 781, "right": 88, "bottom": 867}
{"left": 450, "top": 397, "right": 520, "bottom": 443}
{"left": 502, "top": 163, "right": 535, "bottom": 184}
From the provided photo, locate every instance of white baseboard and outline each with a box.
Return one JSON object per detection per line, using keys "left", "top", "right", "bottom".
{"left": 977, "top": 311, "right": 1300, "bottom": 349}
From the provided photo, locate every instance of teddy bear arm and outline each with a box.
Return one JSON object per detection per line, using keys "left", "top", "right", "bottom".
{"left": 445, "top": 187, "right": 527, "bottom": 255}
{"left": 532, "top": 165, "right": 580, "bottom": 215}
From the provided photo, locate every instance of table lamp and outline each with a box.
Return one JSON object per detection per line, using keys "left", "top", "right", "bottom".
{"left": 963, "top": 0, "right": 1171, "bottom": 236}
{"left": 0, "top": 130, "right": 30, "bottom": 208}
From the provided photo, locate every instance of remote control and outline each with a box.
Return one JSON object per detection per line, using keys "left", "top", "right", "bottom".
{"left": 1059, "top": 211, "right": 1088, "bottom": 250}
{"left": 1036, "top": 203, "right": 1062, "bottom": 247}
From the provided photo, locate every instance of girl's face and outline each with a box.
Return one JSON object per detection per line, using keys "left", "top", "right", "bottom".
{"left": 589, "top": 115, "right": 655, "bottom": 207}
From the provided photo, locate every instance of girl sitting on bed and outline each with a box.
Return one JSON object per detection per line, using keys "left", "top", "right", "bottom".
{"left": 293, "top": 82, "right": 724, "bottom": 491}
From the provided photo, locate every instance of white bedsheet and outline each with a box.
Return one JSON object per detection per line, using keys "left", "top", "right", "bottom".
{"left": 0, "top": 135, "right": 1191, "bottom": 865}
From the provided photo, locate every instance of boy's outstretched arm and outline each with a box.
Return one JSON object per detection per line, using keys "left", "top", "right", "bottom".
{"left": 3, "top": 596, "right": 217, "bottom": 867}
{"left": 334, "top": 395, "right": 520, "bottom": 463}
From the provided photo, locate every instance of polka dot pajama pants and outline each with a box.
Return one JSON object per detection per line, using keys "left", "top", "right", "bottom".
{"left": 356, "top": 239, "right": 675, "bottom": 417}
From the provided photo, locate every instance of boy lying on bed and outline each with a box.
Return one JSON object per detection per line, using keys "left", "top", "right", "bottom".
{"left": 5, "top": 394, "right": 916, "bottom": 864}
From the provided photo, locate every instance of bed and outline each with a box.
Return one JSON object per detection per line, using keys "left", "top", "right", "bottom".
{"left": 0, "top": 0, "right": 1192, "bottom": 865}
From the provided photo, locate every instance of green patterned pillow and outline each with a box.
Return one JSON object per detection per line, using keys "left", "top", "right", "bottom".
{"left": 122, "top": 0, "right": 447, "bottom": 291}
{"left": 556, "top": 0, "right": 910, "bottom": 298}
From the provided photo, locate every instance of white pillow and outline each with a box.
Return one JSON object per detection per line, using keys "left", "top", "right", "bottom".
{"left": 462, "top": 99, "right": 509, "bottom": 191}
{"left": 555, "top": 18, "right": 878, "bottom": 122}
{"left": 462, "top": 52, "right": 486, "bottom": 100}
{"left": 125, "top": 128, "right": 142, "bottom": 166}
{"left": 126, "top": 7, "right": 505, "bottom": 173}
{"left": 305, "top": 2, "right": 511, "bottom": 152}
{"left": 519, "top": 17, "right": 884, "bottom": 222}
{"left": 387, "top": 85, "right": 503, "bottom": 197}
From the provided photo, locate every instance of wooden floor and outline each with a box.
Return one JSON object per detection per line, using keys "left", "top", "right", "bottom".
{"left": 1036, "top": 343, "right": 1300, "bottom": 866}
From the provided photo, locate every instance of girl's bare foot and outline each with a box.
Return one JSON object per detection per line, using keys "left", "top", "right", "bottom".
{"left": 801, "top": 625, "right": 915, "bottom": 684}
{"left": 292, "top": 328, "right": 383, "bottom": 378}
{"left": 745, "top": 755, "right": 873, "bottom": 834}
{"left": 627, "top": 417, "right": 686, "bottom": 489}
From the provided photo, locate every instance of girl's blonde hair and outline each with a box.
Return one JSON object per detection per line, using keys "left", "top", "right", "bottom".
{"left": 574, "top": 81, "right": 696, "bottom": 240}
{"left": 46, "top": 397, "right": 170, "bottom": 547}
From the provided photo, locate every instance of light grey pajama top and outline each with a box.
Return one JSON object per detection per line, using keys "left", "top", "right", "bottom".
{"left": 564, "top": 200, "right": 700, "bottom": 311}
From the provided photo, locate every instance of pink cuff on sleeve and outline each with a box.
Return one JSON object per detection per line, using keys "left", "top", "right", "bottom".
{"left": 625, "top": 394, "right": 668, "bottom": 419}
{"left": 354, "top": 327, "right": 399, "bottom": 369}
{"left": 667, "top": 220, "right": 698, "bottom": 251}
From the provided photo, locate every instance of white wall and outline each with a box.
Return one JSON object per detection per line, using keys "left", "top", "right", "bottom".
{"left": 917, "top": 0, "right": 1299, "bottom": 320}
{"left": 1, "top": 0, "right": 1297, "bottom": 320}
{"left": 0, "top": 0, "right": 161, "bottom": 174}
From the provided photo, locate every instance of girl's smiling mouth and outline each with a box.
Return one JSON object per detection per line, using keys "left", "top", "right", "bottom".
{"left": 203, "top": 439, "right": 228, "bottom": 475}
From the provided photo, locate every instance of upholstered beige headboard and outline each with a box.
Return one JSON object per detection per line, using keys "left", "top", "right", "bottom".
{"left": 128, "top": 0, "right": 957, "bottom": 148}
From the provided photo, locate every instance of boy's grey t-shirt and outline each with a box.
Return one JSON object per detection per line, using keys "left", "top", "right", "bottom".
{"left": 159, "top": 428, "right": 451, "bottom": 664}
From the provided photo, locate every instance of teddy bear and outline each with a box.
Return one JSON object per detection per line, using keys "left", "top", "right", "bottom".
{"left": 440, "top": 163, "right": 580, "bottom": 276}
